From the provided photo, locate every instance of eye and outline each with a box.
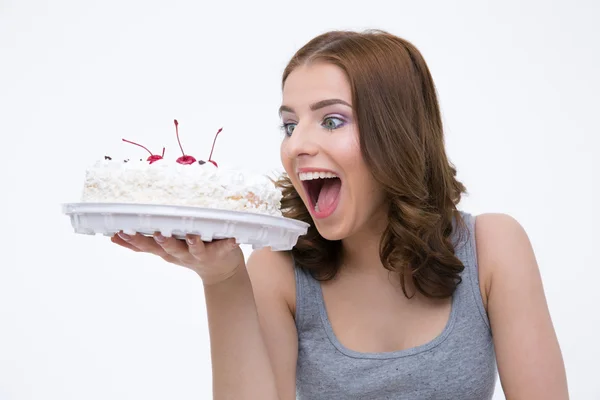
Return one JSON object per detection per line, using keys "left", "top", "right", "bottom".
{"left": 322, "top": 116, "right": 345, "bottom": 131}
{"left": 281, "top": 122, "right": 297, "bottom": 136}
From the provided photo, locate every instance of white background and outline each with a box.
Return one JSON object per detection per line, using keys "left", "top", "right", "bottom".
{"left": 1, "top": 0, "right": 598, "bottom": 399}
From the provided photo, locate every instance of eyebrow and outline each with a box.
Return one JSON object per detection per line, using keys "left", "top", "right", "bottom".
{"left": 278, "top": 98, "right": 352, "bottom": 115}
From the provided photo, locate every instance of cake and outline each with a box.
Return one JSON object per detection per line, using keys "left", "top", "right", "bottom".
{"left": 80, "top": 120, "right": 283, "bottom": 217}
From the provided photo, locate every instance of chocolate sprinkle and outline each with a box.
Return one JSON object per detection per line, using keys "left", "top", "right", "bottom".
{"left": 104, "top": 156, "right": 112, "bottom": 160}
{"left": 198, "top": 160, "right": 206, "bottom": 165}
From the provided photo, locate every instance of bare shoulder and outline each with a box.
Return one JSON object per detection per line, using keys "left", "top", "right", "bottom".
{"left": 246, "top": 248, "right": 297, "bottom": 314}
{"left": 473, "top": 212, "right": 533, "bottom": 310}
{"left": 474, "top": 212, "right": 531, "bottom": 261}
{"left": 474, "top": 212, "right": 528, "bottom": 243}
{"left": 473, "top": 213, "right": 569, "bottom": 398}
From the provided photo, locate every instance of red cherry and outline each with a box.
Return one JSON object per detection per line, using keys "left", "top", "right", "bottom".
{"left": 174, "top": 119, "right": 196, "bottom": 165}
{"left": 122, "top": 139, "right": 165, "bottom": 164}
{"left": 207, "top": 127, "right": 222, "bottom": 167}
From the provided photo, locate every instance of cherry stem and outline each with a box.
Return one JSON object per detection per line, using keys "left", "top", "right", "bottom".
{"left": 174, "top": 119, "right": 187, "bottom": 157}
{"left": 208, "top": 127, "right": 223, "bottom": 162}
{"left": 122, "top": 138, "right": 153, "bottom": 156}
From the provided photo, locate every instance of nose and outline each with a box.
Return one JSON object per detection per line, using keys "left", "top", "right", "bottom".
{"left": 283, "top": 123, "right": 319, "bottom": 159}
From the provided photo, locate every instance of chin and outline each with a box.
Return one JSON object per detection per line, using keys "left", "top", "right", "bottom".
{"left": 312, "top": 219, "right": 350, "bottom": 242}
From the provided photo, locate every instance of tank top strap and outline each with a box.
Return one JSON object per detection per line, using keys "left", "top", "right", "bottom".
{"left": 293, "top": 260, "right": 324, "bottom": 331}
{"left": 453, "top": 211, "right": 492, "bottom": 330}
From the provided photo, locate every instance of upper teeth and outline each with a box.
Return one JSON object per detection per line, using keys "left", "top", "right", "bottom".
{"left": 299, "top": 171, "right": 338, "bottom": 181}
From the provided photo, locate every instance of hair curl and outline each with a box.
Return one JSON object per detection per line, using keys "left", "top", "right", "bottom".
{"left": 276, "top": 30, "right": 468, "bottom": 299}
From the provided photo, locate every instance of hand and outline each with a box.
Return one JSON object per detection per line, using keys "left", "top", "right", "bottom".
{"left": 111, "top": 232, "right": 245, "bottom": 286}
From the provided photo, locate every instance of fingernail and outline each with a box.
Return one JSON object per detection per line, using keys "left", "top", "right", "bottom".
{"left": 154, "top": 234, "right": 166, "bottom": 243}
{"left": 186, "top": 237, "right": 196, "bottom": 245}
{"left": 230, "top": 239, "right": 239, "bottom": 248}
{"left": 118, "top": 232, "right": 131, "bottom": 241}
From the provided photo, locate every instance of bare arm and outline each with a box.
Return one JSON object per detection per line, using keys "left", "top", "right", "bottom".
{"left": 204, "top": 265, "right": 279, "bottom": 400}
{"left": 476, "top": 214, "right": 569, "bottom": 399}
{"left": 246, "top": 248, "right": 299, "bottom": 400}
{"left": 204, "top": 248, "right": 298, "bottom": 400}
{"left": 110, "top": 233, "right": 296, "bottom": 399}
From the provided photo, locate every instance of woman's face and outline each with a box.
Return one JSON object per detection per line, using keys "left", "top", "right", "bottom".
{"left": 280, "top": 62, "right": 387, "bottom": 241}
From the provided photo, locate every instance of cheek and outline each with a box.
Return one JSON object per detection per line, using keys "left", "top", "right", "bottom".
{"left": 280, "top": 142, "right": 292, "bottom": 173}
{"left": 334, "top": 129, "right": 362, "bottom": 168}
{"left": 337, "top": 131, "right": 384, "bottom": 209}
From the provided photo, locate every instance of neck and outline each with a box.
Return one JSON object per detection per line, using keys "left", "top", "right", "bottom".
{"left": 340, "top": 213, "right": 416, "bottom": 295}
{"left": 340, "top": 210, "right": 388, "bottom": 275}
{"left": 341, "top": 233, "right": 382, "bottom": 272}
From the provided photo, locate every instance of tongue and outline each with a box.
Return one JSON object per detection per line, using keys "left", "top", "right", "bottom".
{"left": 316, "top": 178, "right": 341, "bottom": 211}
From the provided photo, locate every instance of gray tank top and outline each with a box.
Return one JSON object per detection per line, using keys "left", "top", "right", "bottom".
{"left": 294, "top": 211, "right": 497, "bottom": 399}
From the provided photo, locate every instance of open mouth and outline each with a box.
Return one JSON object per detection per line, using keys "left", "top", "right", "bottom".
{"left": 299, "top": 171, "right": 342, "bottom": 219}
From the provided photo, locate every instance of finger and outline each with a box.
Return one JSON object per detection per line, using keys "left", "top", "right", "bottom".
{"left": 206, "top": 237, "right": 240, "bottom": 258}
{"left": 153, "top": 233, "right": 195, "bottom": 263}
{"left": 111, "top": 234, "right": 142, "bottom": 252}
{"left": 113, "top": 232, "right": 190, "bottom": 268}
{"left": 185, "top": 235, "right": 207, "bottom": 260}
{"left": 117, "top": 232, "right": 167, "bottom": 256}
{"left": 159, "top": 253, "right": 181, "bottom": 265}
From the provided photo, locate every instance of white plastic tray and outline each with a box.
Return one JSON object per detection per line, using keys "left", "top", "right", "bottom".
{"left": 62, "top": 202, "right": 310, "bottom": 251}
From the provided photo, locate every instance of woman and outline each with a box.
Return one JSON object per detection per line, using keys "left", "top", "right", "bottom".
{"left": 112, "top": 30, "right": 569, "bottom": 399}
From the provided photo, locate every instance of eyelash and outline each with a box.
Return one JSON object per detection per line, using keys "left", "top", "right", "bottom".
{"left": 280, "top": 116, "right": 346, "bottom": 137}
{"left": 279, "top": 123, "right": 294, "bottom": 136}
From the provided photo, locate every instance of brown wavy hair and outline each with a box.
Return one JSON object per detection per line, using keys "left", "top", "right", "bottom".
{"left": 276, "top": 30, "right": 468, "bottom": 299}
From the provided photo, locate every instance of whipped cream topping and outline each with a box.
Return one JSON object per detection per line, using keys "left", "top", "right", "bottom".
{"left": 81, "top": 159, "right": 283, "bottom": 217}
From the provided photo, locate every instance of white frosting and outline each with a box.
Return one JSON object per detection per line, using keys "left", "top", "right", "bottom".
{"left": 81, "top": 158, "right": 283, "bottom": 217}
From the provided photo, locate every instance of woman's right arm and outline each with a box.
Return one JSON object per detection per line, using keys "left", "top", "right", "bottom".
{"left": 204, "top": 248, "right": 298, "bottom": 400}
{"left": 111, "top": 233, "right": 298, "bottom": 400}
{"left": 246, "top": 249, "right": 299, "bottom": 399}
